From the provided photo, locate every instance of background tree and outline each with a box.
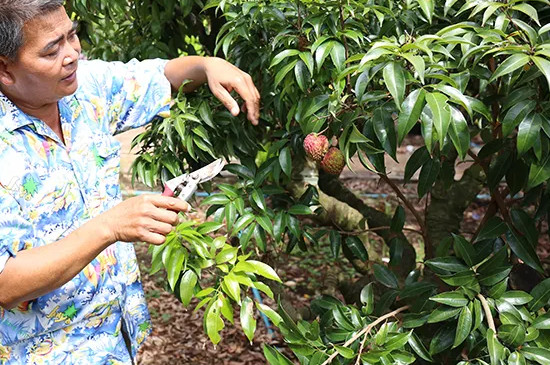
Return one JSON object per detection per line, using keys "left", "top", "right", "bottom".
{"left": 70, "top": 0, "right": 550, "bottom": 363}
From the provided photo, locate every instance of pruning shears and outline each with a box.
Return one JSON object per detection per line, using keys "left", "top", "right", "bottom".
{"left": 162, "top": 158, "right": 226, "bottom": 201}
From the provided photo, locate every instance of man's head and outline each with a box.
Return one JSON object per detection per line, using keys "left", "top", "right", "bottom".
{"left": 0, "top": 1, "right": 81, "bottom": 110}
{"left": 0, "top": 0, "right": 65, "bottom": 60}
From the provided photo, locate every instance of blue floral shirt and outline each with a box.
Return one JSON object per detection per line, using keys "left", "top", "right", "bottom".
{"left": 0, "top": 59, "right": 172, "bottom": 364}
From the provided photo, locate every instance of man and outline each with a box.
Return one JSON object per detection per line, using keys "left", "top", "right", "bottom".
{"left": 0, "top": 1, "right": 260, "bottom": 363}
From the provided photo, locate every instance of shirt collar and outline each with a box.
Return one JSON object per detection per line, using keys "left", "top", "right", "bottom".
{"left": 0, "top": 91, "right": 78, "bottom": 137}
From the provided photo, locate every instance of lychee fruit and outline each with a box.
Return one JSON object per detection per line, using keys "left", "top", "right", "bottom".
{"left": 321, "top": 147, "right": 345, "bottom": 175}
{"left": 303, "top": 133, "right": 329, "bottom": 161}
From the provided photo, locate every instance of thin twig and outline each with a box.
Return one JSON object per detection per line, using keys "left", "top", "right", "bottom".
{"left": 355, "top": 320, "right": 384, "bottom": 365}
{"left": 333, "top": 225, "right": 424, "bottom": 236}
{"left": 477, "top": 293, "right": 496, "bottom": 333}
{"left": 321, "top": 305, "right": 410, "bottom": 365}
{"left": 379, "top": 174, "right": 426, "bottom": 236}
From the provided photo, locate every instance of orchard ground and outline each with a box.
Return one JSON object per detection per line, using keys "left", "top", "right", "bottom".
{"left": 115, "top": 128, "right": 550, "bottom": 364}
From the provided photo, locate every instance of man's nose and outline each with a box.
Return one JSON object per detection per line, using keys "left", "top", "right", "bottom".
{"left": 62, "top": 46, "right": 80, "bottom": 67}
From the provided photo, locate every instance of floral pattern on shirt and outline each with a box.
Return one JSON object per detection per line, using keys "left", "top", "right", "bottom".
{"left": 0, "top": 58, "right": 172, "bottom": 364}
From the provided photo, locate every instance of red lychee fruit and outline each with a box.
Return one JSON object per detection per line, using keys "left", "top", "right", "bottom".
{"left": 321, "top": 147, "right": 345, "bottom": 175}
{"left": 303, "top": 133, "right": 329, "bottom": 161}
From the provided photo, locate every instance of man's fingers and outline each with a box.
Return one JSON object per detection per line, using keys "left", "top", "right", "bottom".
{"left": 149, "top": 208, "right": 180, "bottom": 226}
{"left": 152, "top": 195, "right": 191, "bottom": 213}
{"left": 230, "top": 75, "right": 260, "bottom": 125}
{"left": 212, "top": 84, "right": 240, "bottom": 116}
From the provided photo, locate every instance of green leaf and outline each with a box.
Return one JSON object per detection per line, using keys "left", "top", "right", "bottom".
{"left": 270, "top": 49, "right": 300, "bottom": 68}
{"left": 517, "top": 113, "right": 542, "bottom": 156}
{"left": 383, "top": 61, "right": 406, "bottom": 109}
{"left": 274, "top": 59, "right": 298, "bottom": 88}
{"left": 299, "top": 51, "right": 315, "bottom": 77}
{"left": 329, "top": 41, "right": 346, "bottom": 72}
{"left": 418, "top": 158, "right": 441, "bottom": 198}
{"left": 279, "top": 146, "right": 292, "bottom": 177}
{"left": 232, "top": 212, "right": 255, "bottom": 236}
{"left": 511, "top": 3, "right": 539, "bottom": 25}
{"left": 330, "top": 230, "right": 341, "bottom": 258}
{"left": 167, "top": 247, "right": 186, "bottom": 291}
{"left": 360, "top": 283, "right": 374, "bottom": 315}
{"left": 506, "top": 227, "right": 543, "bottom": 273}
{"left": 288, "top": 204, "right": 312, "bottom": 215}
{"left": 403, "top": 53, "right": 426, "bottom": 83}
{"left": 408, "top": 333, "right": 434, "bottom": 362}
{"left": 430, "top": 292, "right": 469, "bottom": 307}
{"left": 510, "top": 209, "right": 538, "bottom": 247}
{"left": 540, "top": 23, "right": 550, "bottom": 35}
{"left": 508, "top": 352, "right": 527, "bottom": 365}
{"left": 448, "top": 106, "right": 470, "bottom": 160}
{"left": 256, "top": 302, "right": 282, "bottom": 327}
{"left": 529, "top": 278, "right": 550, "bottom": 312}
{"left": 390, "top": 206, "right": 406, "bottom": 233}
{"left": 487, "top": 328, "right": 506, "bottom": 365}
{"left": 501, "top": 291, "right": 533, "bottom": 306}
{"left": 205, "top": 300, "right": 224, "bottom": 345}
{"left": 179, "top": 270, "right": 198, "bottom": 306}
{"left": 489, "top": 53, "right": 529, "bottom": 82}
{"left": 294, "top": 60, "right": 310, "bottom": 92}
{"left": 521, "top": 347, "right": 550, "bottom": 365}
{"left": 453, "top": 234, "right": 476, "bottom": 267}
{"left": 528, "top": 154, "right": 550, "bottom": 189}
{"left": 404, "top": 146, "right": 430, "bottom": 184}
{"left": 273, "top": 212, "right": 286, "bottom": 243}
{"left": 398, "top": 89, "right": 426, "bottom": 144}
{"left": 427, "top": 306, "right": 462, "bottom": 323}
{"left": 532, "top": 56, "right": 550, "bottom": 90}
{"left": 373, "top": 107, "right": 397, "bottom": 160}
{"left": 315, "top": 40, "right": 335, "bottom": 70}
{"left": 417, "top": 0, "right": 434, "bottom": 23}
{"left": 499, "top": 323, "right": 526, "bottom": 347}
{"left": 433, "top": 84, "right": 473, "bottom": 119}
{"left": 532, "top": 312, "right": 550, "bottom": 329}
{"left": 240, "top": 297, "right": 256, "bottom": 343}
{"left": 502, "top": 100, "right": 536, "bottom": 138}
{"left": 222, "top": 273, "right": 242, "bottom": 303}
{"left": 235, "top": 260, "right": 281, "bottom": 282}
{"left": 335, "top": 346, "right": 355, "bottom": 359}
{"left": 453, "top": 306, "right": 472, "bottom": 348}
{"left": 373, "top": 264, "right": 399, "bottom": 289}
{"left": 425, "top": 256, "right": 469, "bottom": 273}
{"left": 488, "top": 149, "right": 513, "bottom": 189}
{"left": 344, "top": 236, "right": 369, "bottom": 261}
{"left": 426, "top": 92, "right": 451, "bottom": 148}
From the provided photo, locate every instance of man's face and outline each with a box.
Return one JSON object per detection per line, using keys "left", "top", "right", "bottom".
{"left": 0, "top": 7, "right": 81, "bottom": 106}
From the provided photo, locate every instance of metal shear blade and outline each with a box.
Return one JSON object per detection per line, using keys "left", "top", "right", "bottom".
{"left": 162, "top": 158, "right": 226, "bottom": 201}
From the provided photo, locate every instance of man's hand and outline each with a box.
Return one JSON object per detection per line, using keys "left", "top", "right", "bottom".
{"left": 164, "top": 56, "right": 261, "bottom": 125}
{"left": 203, "top": 57, "right": 261, "bottom": 125}
{"left": 100, "top": 195, "right": 190, "bottom": 245}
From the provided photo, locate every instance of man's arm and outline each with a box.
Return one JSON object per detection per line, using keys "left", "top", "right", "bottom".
{"left": 0, "top": 194, "right": 189, "bottom": 310}
{"left": 164, "top": 56, "right": 260, "bottom": 125}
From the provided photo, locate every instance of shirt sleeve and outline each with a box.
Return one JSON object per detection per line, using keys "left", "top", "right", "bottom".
{"left": 81, "top": 58, "right": 172, "bottom": 135}
{"left": 0, "top": 187, "right": 43, "bottom": 275}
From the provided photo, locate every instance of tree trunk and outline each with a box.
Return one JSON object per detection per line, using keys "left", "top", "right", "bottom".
{"left": 426, "top": 162, "right": 484, "bottom": 255}
{"left": 318, "top": 173, "right": 417, "bottom": 276}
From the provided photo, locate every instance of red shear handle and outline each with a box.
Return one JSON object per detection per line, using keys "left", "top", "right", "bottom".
{"left": 162, "top": 186, "right": 174, "bottom": 197}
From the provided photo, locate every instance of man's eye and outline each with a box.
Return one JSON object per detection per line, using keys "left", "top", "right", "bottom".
{"left": 46, "top": 49, "right": 59, "bottom": 57}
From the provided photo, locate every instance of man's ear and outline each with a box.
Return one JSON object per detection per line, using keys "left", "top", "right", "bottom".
{"left": 0, "top": 57, "right": 15, "bottom": 86}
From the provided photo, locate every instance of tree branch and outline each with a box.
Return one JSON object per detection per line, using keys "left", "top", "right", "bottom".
{"left": 379, "top": 174, "right": 426, "bottom": 237}
{"left": 321, "top": 305, "right": 411, "bottom": 365}
{"left": 477, "top": 294, "right": 496, "bottom": 333}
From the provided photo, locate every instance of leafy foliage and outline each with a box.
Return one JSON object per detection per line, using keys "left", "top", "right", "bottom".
{"left": 71, "top": 0, "right": 550, "bottom": 363}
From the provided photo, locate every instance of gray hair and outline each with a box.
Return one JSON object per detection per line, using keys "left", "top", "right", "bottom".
{"left": 0, "top": 0, "right": 64, "bottom": 59}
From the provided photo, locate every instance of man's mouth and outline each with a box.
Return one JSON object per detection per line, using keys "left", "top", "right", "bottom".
{"left": 62, "top": 68, "right": 77, "bottom": 82}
